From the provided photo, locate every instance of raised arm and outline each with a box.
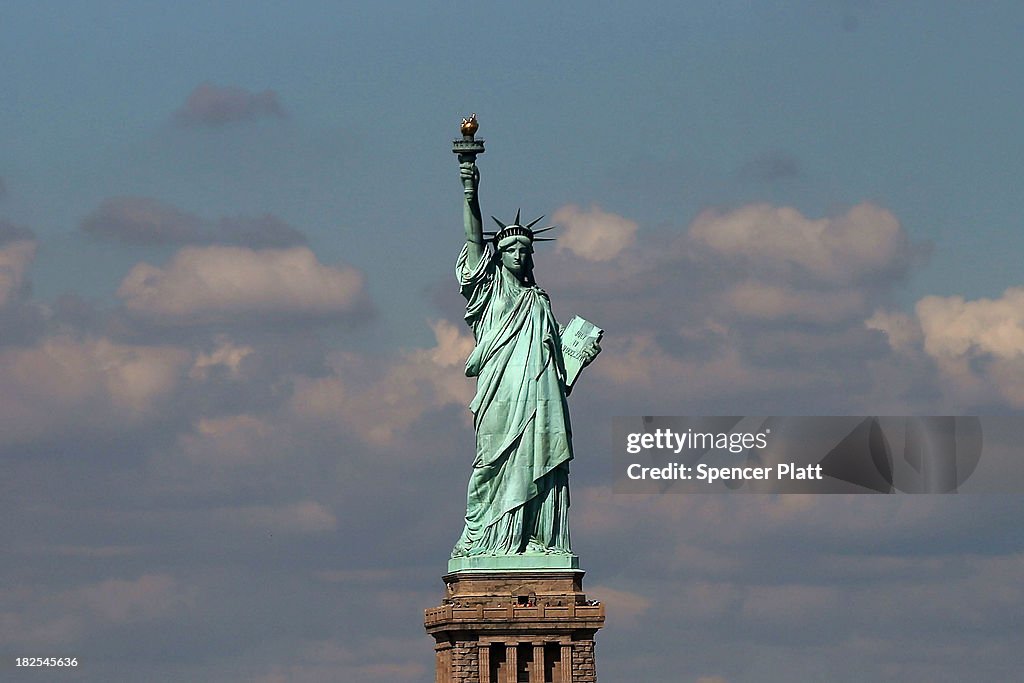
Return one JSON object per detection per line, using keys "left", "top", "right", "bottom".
{"left": 460, "top": 159, "right": 485, "bottom": 269}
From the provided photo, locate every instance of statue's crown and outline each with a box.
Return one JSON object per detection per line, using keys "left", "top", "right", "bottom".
{"left": 484, "top": 209, "right": 556, "bottom": 248}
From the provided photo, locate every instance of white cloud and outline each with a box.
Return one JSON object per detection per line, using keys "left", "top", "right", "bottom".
{"left": 590, "top": 332, "right": 814, "bottom": 400}
{"left": 190, "top": 337, "right": 254, "bottom": 379}
{"left": 289, "top": 320, "right": 475, "bottom": 446}
{"left": 726, "top": 280, "right": 866, "bottom": 323}
{"left": 552, "top": 204, "right": 638, "bottom": 262}
{"left": 690, "top": 202, "right": 908, "bottom": 284}
{"left": 117, "top": 246, "right": 365, "bottom": 323}
{"left": 179, "top": 414, "right": 274, "bottom": 465}
{"left": 916, "top": 288, "right": 1024, "bottom": 360}
{"left": 870, "top": 288, "right": 1024, "bottom": 408}
{"left": 0, "top": 336, "right": 189, "bottom": 444}
{"left": 865, "top": 309, "right": 922, "bottom": 351}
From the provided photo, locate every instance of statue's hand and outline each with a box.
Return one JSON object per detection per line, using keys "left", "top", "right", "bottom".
{"left": 459, "top": 160, "right": 480, "bottom": 201}
{"left": 581, "top": 339, "right": 602, "bottom": 367}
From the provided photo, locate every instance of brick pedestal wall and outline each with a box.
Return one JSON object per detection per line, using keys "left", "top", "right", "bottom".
{"left": 425, "top": 570, "right": 604, "bottom": 683}
{"left": 570, "top": 641, "right": 596, "bottom": 683}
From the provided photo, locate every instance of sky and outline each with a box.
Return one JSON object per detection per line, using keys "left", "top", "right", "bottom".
{"left": 1, "top": 2, "right": 1023, "bottom": 681}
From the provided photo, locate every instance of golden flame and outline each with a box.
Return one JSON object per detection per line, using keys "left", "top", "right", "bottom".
{"left": 460, "top": 113, "right": 479, "bottom": 137}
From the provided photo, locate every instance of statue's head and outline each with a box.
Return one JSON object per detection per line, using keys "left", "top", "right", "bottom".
{"left": 485, "top": 210, "right": 555, "bottom": 283}
{"left": 498, "top": 234, "right": 533, "bottom": 278}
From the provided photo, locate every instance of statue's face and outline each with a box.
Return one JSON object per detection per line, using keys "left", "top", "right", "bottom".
{"left": 500, "top": 240, "right": 533, "bottom": 278}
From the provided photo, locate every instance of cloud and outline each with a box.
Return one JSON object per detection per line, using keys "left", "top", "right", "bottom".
{"left": 173, "top": 83, "right": 286, "bottom": 127}
{"left": 312, "top": 569, "right": 402, "bottom": 584}
{"left": 740, "top": 583, "right": 842, "bottom": 626}
{"left": 289, "top": 320, "right": 474, "bottom": 447}
{"left": 20, "top": 544, "right": 143, "bottom": 559}
{"left": 737, "top": 150, "right": 801, "bottom": 182}
{"left": 0, "top": 223, "right": 36, "bottom": 311}
{"left": 529, "top": 201, "right": 923, "bottom": 412}
{"left": 586, "top": 331, "right": 824, "bottom": 410}
{"left": 0, "top": 574, "right": 195, "bottom": 647}
{"left": 916, "top": 288, "right": 1024, "bottom": 360}
{"left": 77, "top": 574, "right": 194, "bottom": 624}
{"left": 572, "top": 488, "right": 1024, "bottom": 681}
{"left": 552, "top": 204, "right": 638, "bottom": 261}
{"left": 254, "top": 661, "right": 425, "bottom": 683}
{"left": 573, "top": 489, "right": 1020, "bottom": 577}
{"left": 870, "top": 287, "right": 1024, "bottom": 408}
{"left": 215, "top": 214, "right": 307, "bottom": 248}
{"left": 211, "top": 500, "right": 338, "bottom": 534}
{"left": 529, "top": 201, "right": 963, "bottom": 422}
{"left": 0, "top": 335, "right": 190, "bottom": 445}
{"left": 0, "top": 219, "right": 33, "bottom": 244}
{"left": 585, "top": 585, "right": 651, "bottom": 628}
{"left": 82, "top": 197, "right": 203, "bottom": 244}
{"left": 6, "top": 186, "right": 1021, "bottom": 683}
{"left": 81, "top": 196, "right": 307, "bottom": 247}
{"left": 0, "top": 238, "right": 36, "bottom": 307}
{"left": 189, "top": 337, "right": 254, "bottom": 380}
{"left": 0, "top": 226, "right": 48, "bottom": 345}
{"left": 865, "top": 309, "right": 922, "bottom": 352}
{"left": 539, "top": 201, "right": 918, "bottom": 341}
{"left": 178, "top": 414, "right": 274, "bottom": 465}
{"left": 252, "top": 639, "right": 427, "bottom": 683}
{"left": 117, "top": 246, "right": 367, "bottom": 325}
{"left": 689, "top": 202, "right": 910, "bottom": 286}
{"left": 724, "top": 280, "right": 866, "bottom": 324}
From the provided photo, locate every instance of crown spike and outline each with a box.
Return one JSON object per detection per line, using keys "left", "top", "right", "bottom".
{"left": 488, "top": 211, "right": 557, "bottom": 249}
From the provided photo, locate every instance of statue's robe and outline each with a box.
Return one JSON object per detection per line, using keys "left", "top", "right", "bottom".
{"left": 451, "top": 244, "right": 573, "bottom": 557}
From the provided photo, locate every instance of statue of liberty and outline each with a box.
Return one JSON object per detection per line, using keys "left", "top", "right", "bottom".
{"left": 450, "top": 116, "right": 601, "bottom": 569}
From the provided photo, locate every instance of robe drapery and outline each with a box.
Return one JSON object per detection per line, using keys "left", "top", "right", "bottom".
{"left": 451, "top": 244, "right": 573, "bottom": 558}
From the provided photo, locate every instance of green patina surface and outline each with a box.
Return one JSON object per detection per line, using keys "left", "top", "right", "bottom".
{"left": 448, "top": 553, "right": 580, "bottom": 573}
{"left": 448, "top": 120, "right": 600, "bottom": 573}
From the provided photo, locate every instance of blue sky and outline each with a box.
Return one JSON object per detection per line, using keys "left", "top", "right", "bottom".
{"left": 6, "top": 2, "right": 1023, "bottom": 311}
{"left": 2, "top": 3, "right": 1023, "bottom": 681}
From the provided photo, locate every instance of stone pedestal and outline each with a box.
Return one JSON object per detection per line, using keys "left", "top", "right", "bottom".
{"left": 425, "top": 570, "right": 604, "bottom": 683}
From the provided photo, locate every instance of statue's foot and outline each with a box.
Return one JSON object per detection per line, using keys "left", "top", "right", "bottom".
{"left": 524, "top": 540, "right": 573, "bottom": 555}
{"left": 524, "top": 539, "right": 547, "bottom": 554}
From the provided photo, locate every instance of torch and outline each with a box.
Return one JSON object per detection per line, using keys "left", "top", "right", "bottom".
{"left": 452, "top": 113, "right": 485, "bottom": 199}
